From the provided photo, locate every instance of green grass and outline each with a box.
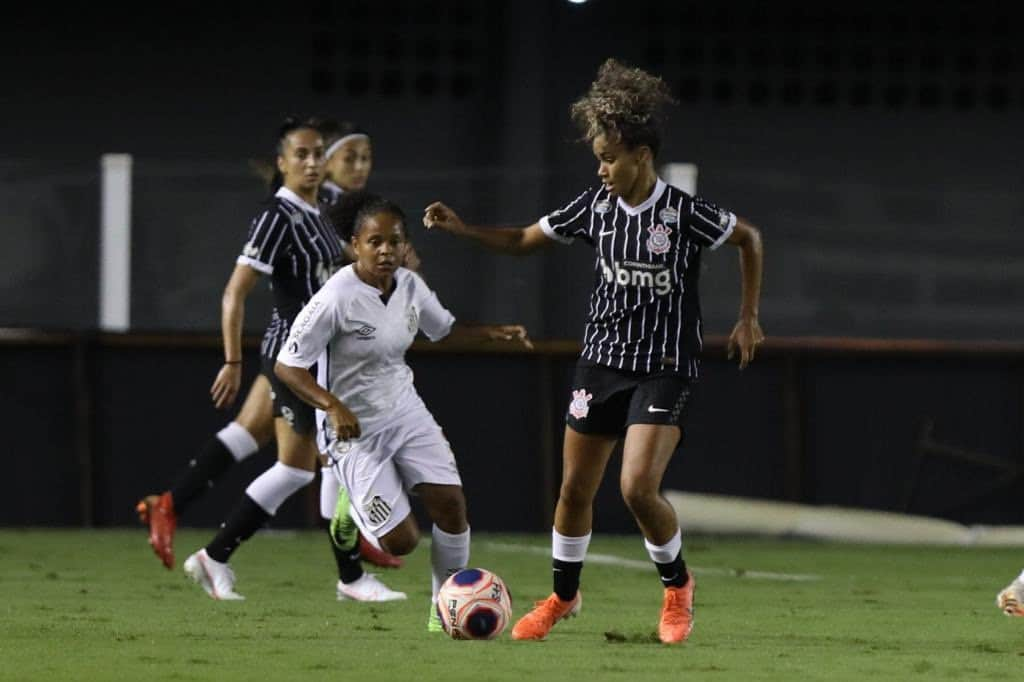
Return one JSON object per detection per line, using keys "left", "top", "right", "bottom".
{"left": 1, "top": 529, "right": 1023, "bottom": 681}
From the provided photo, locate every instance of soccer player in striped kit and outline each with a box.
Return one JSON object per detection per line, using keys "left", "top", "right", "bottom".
{"left": 275, "top": 197, "right": 531, "bottom": 630}
{"left": 137, "top": 118, "right": 400, "bottom": 601}
{"left": 317, "top": 119, "right": 372, "bottom": 208}
{"left": 424, "top": 59, "right": 764, "bottom": 643}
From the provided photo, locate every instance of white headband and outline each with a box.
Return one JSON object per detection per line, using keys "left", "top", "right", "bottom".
{"left": 325, "top": 133, "right": 370, "bottom": 159}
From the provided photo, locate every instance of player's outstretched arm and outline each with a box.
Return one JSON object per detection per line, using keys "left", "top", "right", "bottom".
{"left": 211, "top": 263, "right": 261, "bottom": 409}
{"left": 422, "top": 202, "right": 550, "bottom": 255}
{"left": 274, "top": 361, "right": 362, "bottom": 440}
{"left": 439, "top": 323, "right": 534, "bottom": 351}
{"left": 725, "top": 217, "right": 765, "bottom": 369}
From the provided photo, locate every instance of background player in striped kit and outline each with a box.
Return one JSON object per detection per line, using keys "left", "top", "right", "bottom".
{"left": 137, "top": 119, "right": 401, "bottom": 601}
{"left": 275, "top": 197, "right": 531, "bottom": 630}
{"left": 317, "top": 119, "right": 372, "bottom": 209}
{"left": 424, "top": 59, "right": 764, "bottom": 643}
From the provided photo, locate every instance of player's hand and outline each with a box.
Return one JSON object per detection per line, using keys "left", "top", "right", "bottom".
{"left": 327, "top": 401, "right": 361, "bottom": 441}
{"left": 727, "top": 317, "right": 764, "bottom": 369}
{"left": 485, "top": 324, "right": 534, "bottom": 350}
{"left": 423, "top": 202, "right": 466, "bottom": 234}
{"left": 210, "top": 363, "right": 242, "bottom": 409}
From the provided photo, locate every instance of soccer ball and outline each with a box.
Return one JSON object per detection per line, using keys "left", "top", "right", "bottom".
{"left": 435, "top": 568, "right": 513, "bottom": 640}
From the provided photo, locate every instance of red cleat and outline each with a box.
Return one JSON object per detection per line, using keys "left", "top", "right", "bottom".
{"left": 135, "top": 492, "right": 177, "bottom": 570}
{"left": 358, "top": 533, "right": 403, "bottom": 569}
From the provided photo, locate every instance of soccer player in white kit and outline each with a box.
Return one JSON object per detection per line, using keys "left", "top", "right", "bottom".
{"left": 274, "top": 197, "right": 531, "bottom": 630}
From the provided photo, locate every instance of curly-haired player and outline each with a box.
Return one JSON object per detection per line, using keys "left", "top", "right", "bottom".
{"left": 424, "top": 59, "right": 764, "bottom": 643}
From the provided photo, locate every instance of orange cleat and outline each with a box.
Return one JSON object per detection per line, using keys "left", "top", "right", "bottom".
{"left": 358, "top": 534, "right": 403, "bottom": 569}
{"left": 658, "top": 572, "right": 695, "bottom": 643}
{"left": 510, "top": 592, "right": 581, "bottom": 641}
{"left": 135, "top": 492, "right": 177, "bottom": 570}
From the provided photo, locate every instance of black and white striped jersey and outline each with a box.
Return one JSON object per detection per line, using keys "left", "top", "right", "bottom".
{"left": 236, "top": 186, "right": 347, "bottom": 362}
{"left": 318, "top": 179, "right": 344, "bottom": 208}
{"left": 539, "top": 178, "right": 735, "bottom": 378}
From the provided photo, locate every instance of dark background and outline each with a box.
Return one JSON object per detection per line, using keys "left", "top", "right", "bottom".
{"left": 1, "top": 0, "right": 1022, "bottom": 529}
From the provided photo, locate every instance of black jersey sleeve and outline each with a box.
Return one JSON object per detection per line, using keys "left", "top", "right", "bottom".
{"left": 237, "top": 206, "right": 292, "bottom": 274}
{"left": 538, "top": 188, "right": 596, "bottom": 245}
{"left": 686, "top": 196, "right": 736, "bottom": 250}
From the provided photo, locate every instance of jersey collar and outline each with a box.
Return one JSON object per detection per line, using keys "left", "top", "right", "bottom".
{"left": 276, "top": 186, "right": 321, "bottom": 215}
{"left": 616, "top": 177, "right": 666, "bottom": 216}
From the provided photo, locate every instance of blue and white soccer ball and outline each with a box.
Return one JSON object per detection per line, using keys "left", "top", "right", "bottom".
{"left": 435, "top": 568, "right": 513, "bottom": 640}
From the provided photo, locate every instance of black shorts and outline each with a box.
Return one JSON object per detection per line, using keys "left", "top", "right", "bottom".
{"left": 260, "top": 355, "right": 317, "bottom": 436}
{"left": 565, "top": 359, "right": 693, "bottom": 437}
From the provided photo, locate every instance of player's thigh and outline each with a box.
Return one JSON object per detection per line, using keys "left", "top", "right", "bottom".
{"left": 274, "top": 417, "right": 320, "bottom": 471}
{"left": 620, "top": 423, "right": 681, "bottom": 494}
{"left": 234, "top": 374, "right": 275, "bottom": 445}
{"left": 561, "top": 427, "right": 618, "bottom": 502}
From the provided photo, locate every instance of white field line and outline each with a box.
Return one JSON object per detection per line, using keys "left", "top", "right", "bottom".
{"left": 483, "top": 541, "right": 821, "bottom": 582}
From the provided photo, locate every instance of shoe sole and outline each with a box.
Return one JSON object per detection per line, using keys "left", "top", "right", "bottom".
{"left": 337, "top": 590, "right": 408, "bottom": 602}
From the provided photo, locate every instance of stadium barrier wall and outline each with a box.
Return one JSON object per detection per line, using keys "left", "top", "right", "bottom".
{"left": 1, "top": 329, "right": 1022, "bottom": 532}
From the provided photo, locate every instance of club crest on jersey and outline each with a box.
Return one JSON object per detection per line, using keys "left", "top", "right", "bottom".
{"left": 406, "top": 306, "right": 419, "bottom": 334}
{"left": 658, "top": 207, "right": 679, "bottom": 225}
{"left": 568, "top": 389, "right": 593, "bottom": 419}
{"left": 594, "top": 200, "right": 612, "bottom": 214}
{"left": 366, "top": 495, "right": 392, "bottom": 526}
{"left": 647, "top": 224, "right": 672, "bottom": 255}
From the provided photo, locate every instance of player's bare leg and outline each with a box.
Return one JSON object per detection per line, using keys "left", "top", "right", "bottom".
{"left": 512, "top": 428, "right": 616, "bottom": 641}
{"left": 138, "top": 376, "right": 274, "bottom": 569}
{"left": 621, "top": 423, "right": 693, "bottom": 643}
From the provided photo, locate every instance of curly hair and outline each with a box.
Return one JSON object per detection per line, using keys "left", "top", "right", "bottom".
{"left": 569, "top": 59, "right": 676, "bottom": 157}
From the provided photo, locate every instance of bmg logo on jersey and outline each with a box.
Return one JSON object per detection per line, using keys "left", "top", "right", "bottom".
{"left": 600, "top": 259, "right": 672, "bottom": 296}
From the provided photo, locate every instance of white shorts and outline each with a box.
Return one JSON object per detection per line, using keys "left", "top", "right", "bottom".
{"left": 329, "top": 403, "right": 461, "bottom": 539}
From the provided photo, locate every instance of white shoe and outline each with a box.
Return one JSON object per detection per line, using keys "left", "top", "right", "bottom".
{"left": 184, "top": 549, "right": 245, "bottom": 601}
{"left": 337, "top": 574, "right": 407, "bottom": 602}
{"left": 997, "top": 576, "right": 1024, "bottom": 616}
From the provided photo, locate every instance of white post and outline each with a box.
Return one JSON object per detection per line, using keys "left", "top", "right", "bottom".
{"left": 661, "top": 162, "right": 698, "bottom": 195}
{"left": 99, "top": 154, "right": 132, "bottom": 331}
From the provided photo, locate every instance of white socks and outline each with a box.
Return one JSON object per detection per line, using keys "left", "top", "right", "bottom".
{"left": 319, "top": 467, "right": 340, "bottom": 520}
{"left": 245, "top": 462, "right": 315, "bottom": 515}
{"left": 216, "top": 422, "right": 259, "bottom": 462}
{"left": 431, "top": 525, "right": 470, "bottom": 600}
{"left": 552, "top": 528, "right": 592, "bottom": 563}
{"left": 644, "top": 529, "right": 683, "bottom": 564}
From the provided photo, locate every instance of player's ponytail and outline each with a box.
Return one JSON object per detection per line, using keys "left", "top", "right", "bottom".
{"left": 327, "top": 189, "right": 382, "bottom": 242}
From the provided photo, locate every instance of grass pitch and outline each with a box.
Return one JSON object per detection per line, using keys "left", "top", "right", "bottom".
{"left": 1, "top": 529, "right": 1023, "bottom": 681}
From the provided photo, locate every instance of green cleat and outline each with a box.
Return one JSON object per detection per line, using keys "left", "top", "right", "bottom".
{"left": 428, "top": 603, "right": 444, "bottom": 633}
{"left": 329, "top": 487, "right": 359, "bottom": 551}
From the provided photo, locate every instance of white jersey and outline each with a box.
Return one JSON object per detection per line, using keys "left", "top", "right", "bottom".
{"left": 276, "top": 265, "right": 455, "bottom": 438}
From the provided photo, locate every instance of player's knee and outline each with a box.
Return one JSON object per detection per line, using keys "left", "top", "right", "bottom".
{"left": 559, "top": 480, "right": 596, "bottom": 510}
{"left": 429, "top": 490, "right": 467, "bottom": 531}
{"left": 380, "top": 525, "right": 419, "bottom": 556}
{"left": 620, "top": 478, "right": 659, "bottom": 515}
